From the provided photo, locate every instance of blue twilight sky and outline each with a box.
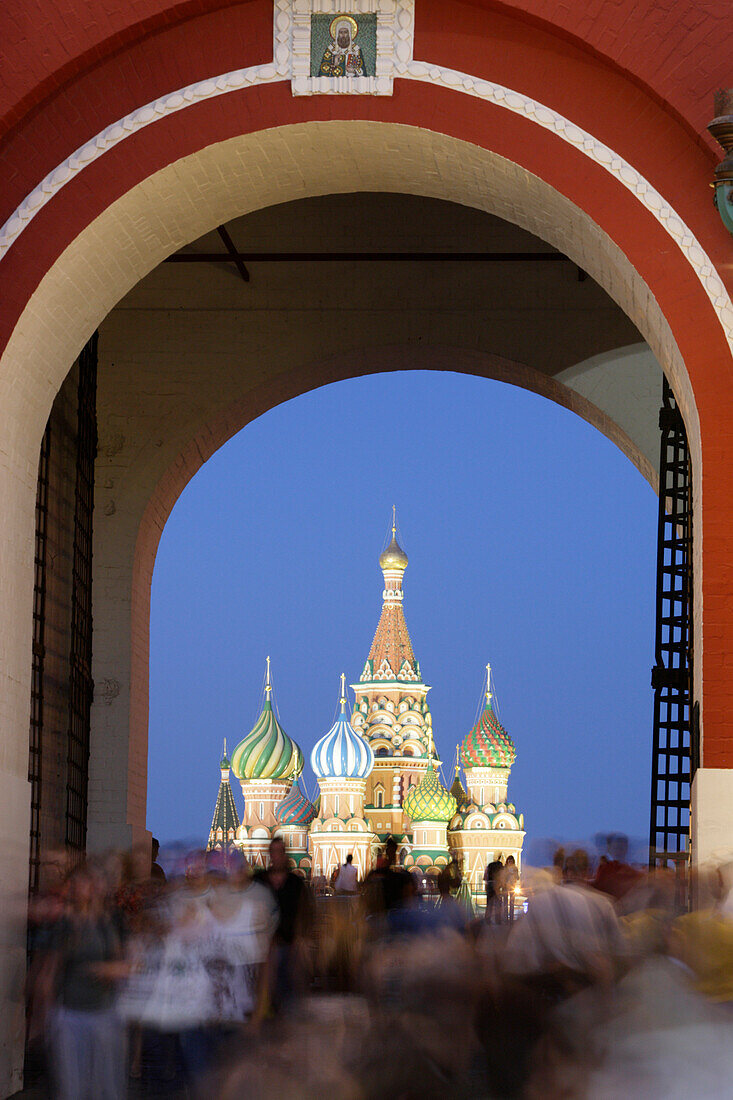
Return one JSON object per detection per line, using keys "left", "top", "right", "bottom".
{"left": 147, "top": 370, "right": 657, "bottom": 850}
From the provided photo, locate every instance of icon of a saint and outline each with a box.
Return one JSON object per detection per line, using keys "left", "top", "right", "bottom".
{"left": 319, "top": 16, "right": 367, "bottom": 77}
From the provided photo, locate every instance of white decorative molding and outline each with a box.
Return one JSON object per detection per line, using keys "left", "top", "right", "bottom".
{"left": 0, "top": 15, "right": 730, "bottom": 353}
{"left": 402, "top": 60, "right": 733, "bottom": 349}
{"left": 278, "top": 0, "right": 414, "bottom": 96}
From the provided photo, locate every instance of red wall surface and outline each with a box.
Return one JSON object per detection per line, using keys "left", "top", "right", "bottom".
{"left": 0, "top": 0, "right": 731, "bottom": 762}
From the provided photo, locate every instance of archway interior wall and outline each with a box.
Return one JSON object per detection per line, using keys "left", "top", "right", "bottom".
{"left": 557, "top": 344, "right": 663, "bottom": 480}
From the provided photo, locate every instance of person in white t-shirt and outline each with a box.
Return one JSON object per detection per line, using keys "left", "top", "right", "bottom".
{"left": 334, "top": 855, "right": 359, "bottom": 894}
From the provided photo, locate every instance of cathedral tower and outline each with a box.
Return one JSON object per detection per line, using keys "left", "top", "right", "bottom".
{"left": 350, "top": 513, "right": 436, "bottom": 849}
{"left": 309, "top": 675, "right": 375, "bottom": 881}
{"left": 403, "top": 759, "right": 457, "bottom": 873}
{"left": 231, "top": 658, "right": 304, "bottom": 868}
{"left": 451, "top": 665, "right": 525, "bottom": 904}
{"left": 206, "top": 740, "right": 241, "bottom": 854}
{"left": 274, "top": 781, "right": 317, "bottom": 875}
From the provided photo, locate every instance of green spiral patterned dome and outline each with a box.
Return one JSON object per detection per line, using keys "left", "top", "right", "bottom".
{"left": 460, "top": 700, "right": 516, "bottom": 769}
{"left": 403, "top": 765, "right": 457, "bottom": 823}
{"left": 231, "top": 700, "right": 303, "bottom": 781}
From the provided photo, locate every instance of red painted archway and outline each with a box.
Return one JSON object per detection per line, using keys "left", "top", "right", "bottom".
{"left": 1, "top": 1, "right": 730, "bottom": 761}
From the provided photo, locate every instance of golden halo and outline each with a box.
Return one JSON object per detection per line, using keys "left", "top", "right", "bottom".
{"left": 330, "top": 14, "right": 358, "bottom": 40}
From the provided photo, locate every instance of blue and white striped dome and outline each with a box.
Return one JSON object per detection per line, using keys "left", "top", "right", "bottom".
{"left": 311, "top": 681, "right": 374, "bottom": 780}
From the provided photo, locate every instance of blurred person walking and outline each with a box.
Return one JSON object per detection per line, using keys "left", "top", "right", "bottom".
{"left": 591, "top": 833, "right": 641, "bottom": 901}
{"left": 501, "top": 855, "right": 519, "bottom": 922}
{"left": 334, "top": 854, "right": 359, "bottom": 895}
{"left": 45, "top": 865, "right": 127, "bottom": 1100}
{"left": 150, "top": 837, "right": 167, "bottom": 884}
{"left": 363, "top": 837, "right": 411, "bottom": 927}
{"left": 484, "top": 857, "right": 504, "bottom": 924}
{"left": 505, "top": 849, "right": 623, "bottom": 995}
{"left": 255, "top": 837, "right": 313, "bottom": 1011}
{"left": 434, "top": 868, "right": 469, "bottom": 933}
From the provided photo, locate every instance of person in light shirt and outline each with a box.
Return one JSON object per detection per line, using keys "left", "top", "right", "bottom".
{"left": 334, "top": 854, "right": 359, "bottom": 894}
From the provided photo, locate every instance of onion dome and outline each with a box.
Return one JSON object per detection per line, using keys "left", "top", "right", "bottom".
{"left": 403, "top": 765, "right": 457, "bottom": 823}
{"left": 460, "top": 665, "right": 516, "bottom": 770}
{"left": 379, "top": 533, "right": 408, "bottom": 572}
{"left": 231, "top": 659, "right": 304, "bottom": 781}
{"left": 275, "top": 781, "right": 316, "bottom": 826}
{"left": 220, "top": 739, "right": 232, "bottom": 773}
{"left": 311, "top": 675, "right": 374, "bottom": 780}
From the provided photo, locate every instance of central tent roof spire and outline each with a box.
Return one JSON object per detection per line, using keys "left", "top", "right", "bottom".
{"left": 362, "top": 510, "right": 418, "bottom": 683}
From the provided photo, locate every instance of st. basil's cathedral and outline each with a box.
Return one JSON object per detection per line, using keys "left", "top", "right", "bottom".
{"left": 208, "top": 523, "right": 525, "bottom": 906}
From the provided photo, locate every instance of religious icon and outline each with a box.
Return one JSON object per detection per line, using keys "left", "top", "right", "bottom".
{"left": 318, "top": 15, "right": 368, "bottom": 77}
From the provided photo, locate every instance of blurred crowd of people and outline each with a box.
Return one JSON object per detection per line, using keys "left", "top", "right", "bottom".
{"left": 25, "top": 832, "right": 733, "bottom": 1098}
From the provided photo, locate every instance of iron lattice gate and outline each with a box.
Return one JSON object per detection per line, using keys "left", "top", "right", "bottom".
{"left": 28, "top": 425, "right": 51, "bottom": 894}
{"left": 650, "top": 378, "right": 696, "bottom": 885}
{"left": 65, "top": 333, "right": 99, "bottom": 853}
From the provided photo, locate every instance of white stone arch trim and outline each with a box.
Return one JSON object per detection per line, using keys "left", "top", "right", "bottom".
{"left": 0, "top": 44, "right": 730, "bottom": 362}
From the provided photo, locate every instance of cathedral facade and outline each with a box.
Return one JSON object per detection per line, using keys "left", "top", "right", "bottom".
{"left": 208, "top": 526, "right": 525, "bottom": 905}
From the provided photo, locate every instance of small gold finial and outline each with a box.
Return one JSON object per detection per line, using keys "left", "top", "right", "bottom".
{"left": 265, "top": 655, "right": 272, "bottom": 696}
{"left": 486, "top": 662, "right": 492, "bottom": 705}
{"left": 392, "top": 504, "right": 396, "bottom": 537}
{"left": 224, "top": 737, "right": 227, "bottom": 754}
{"left": 340, "top": 672, "right": 347, "bottom": 712}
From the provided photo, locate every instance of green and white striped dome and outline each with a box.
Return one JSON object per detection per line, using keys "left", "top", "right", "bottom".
{"left": 403, "top": 765, "right": 457, "bottom": 824}
{"left": 231, "top": 698, "right": 303, "bottom": 781}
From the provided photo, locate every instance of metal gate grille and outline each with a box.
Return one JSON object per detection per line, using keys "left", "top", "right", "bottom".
{"left": 28, "top": 424, "right": 51, "bottom": 893}
{"left": 65, "top": 334, "right": 98, "bottom": 853}
{"left": 649, "top": 378, "right": 695, "bottom": 879}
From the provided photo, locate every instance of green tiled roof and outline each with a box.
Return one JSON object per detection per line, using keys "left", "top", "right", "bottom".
{"left": 403, "top": 765, "right": 457, "bottom": 823}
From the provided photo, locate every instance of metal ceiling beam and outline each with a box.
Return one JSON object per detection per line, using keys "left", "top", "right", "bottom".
{"left": 166, "top": 250, "right": 570, "bottom": 263}
{"left": 216, "top": 225, "right": 250, "bottom": 282}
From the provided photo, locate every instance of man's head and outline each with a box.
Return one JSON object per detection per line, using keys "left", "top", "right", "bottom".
{"left": 337, "top": 25, "right": 351, "bottom": 48}
{"left": 269, "top": 836, "right": 288, "bottom": 871}
{"left": 346, "top": 854, "right": 353, "bottom": 865}
{"left": 564, "top": 848, "right": 590, "bottom": 883}
{"left": 151, "top": 837, "right": 160, "bottom": 862}
{"left": 607, "top": 833, "right": 629, "bottom": 862}
{"left": 385, "top": 837, "right": 398, "bottom": 866}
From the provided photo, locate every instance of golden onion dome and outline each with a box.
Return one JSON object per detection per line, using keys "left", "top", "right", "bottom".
{"left": 379, "top": 531, "right": 408, "bottom": 571}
